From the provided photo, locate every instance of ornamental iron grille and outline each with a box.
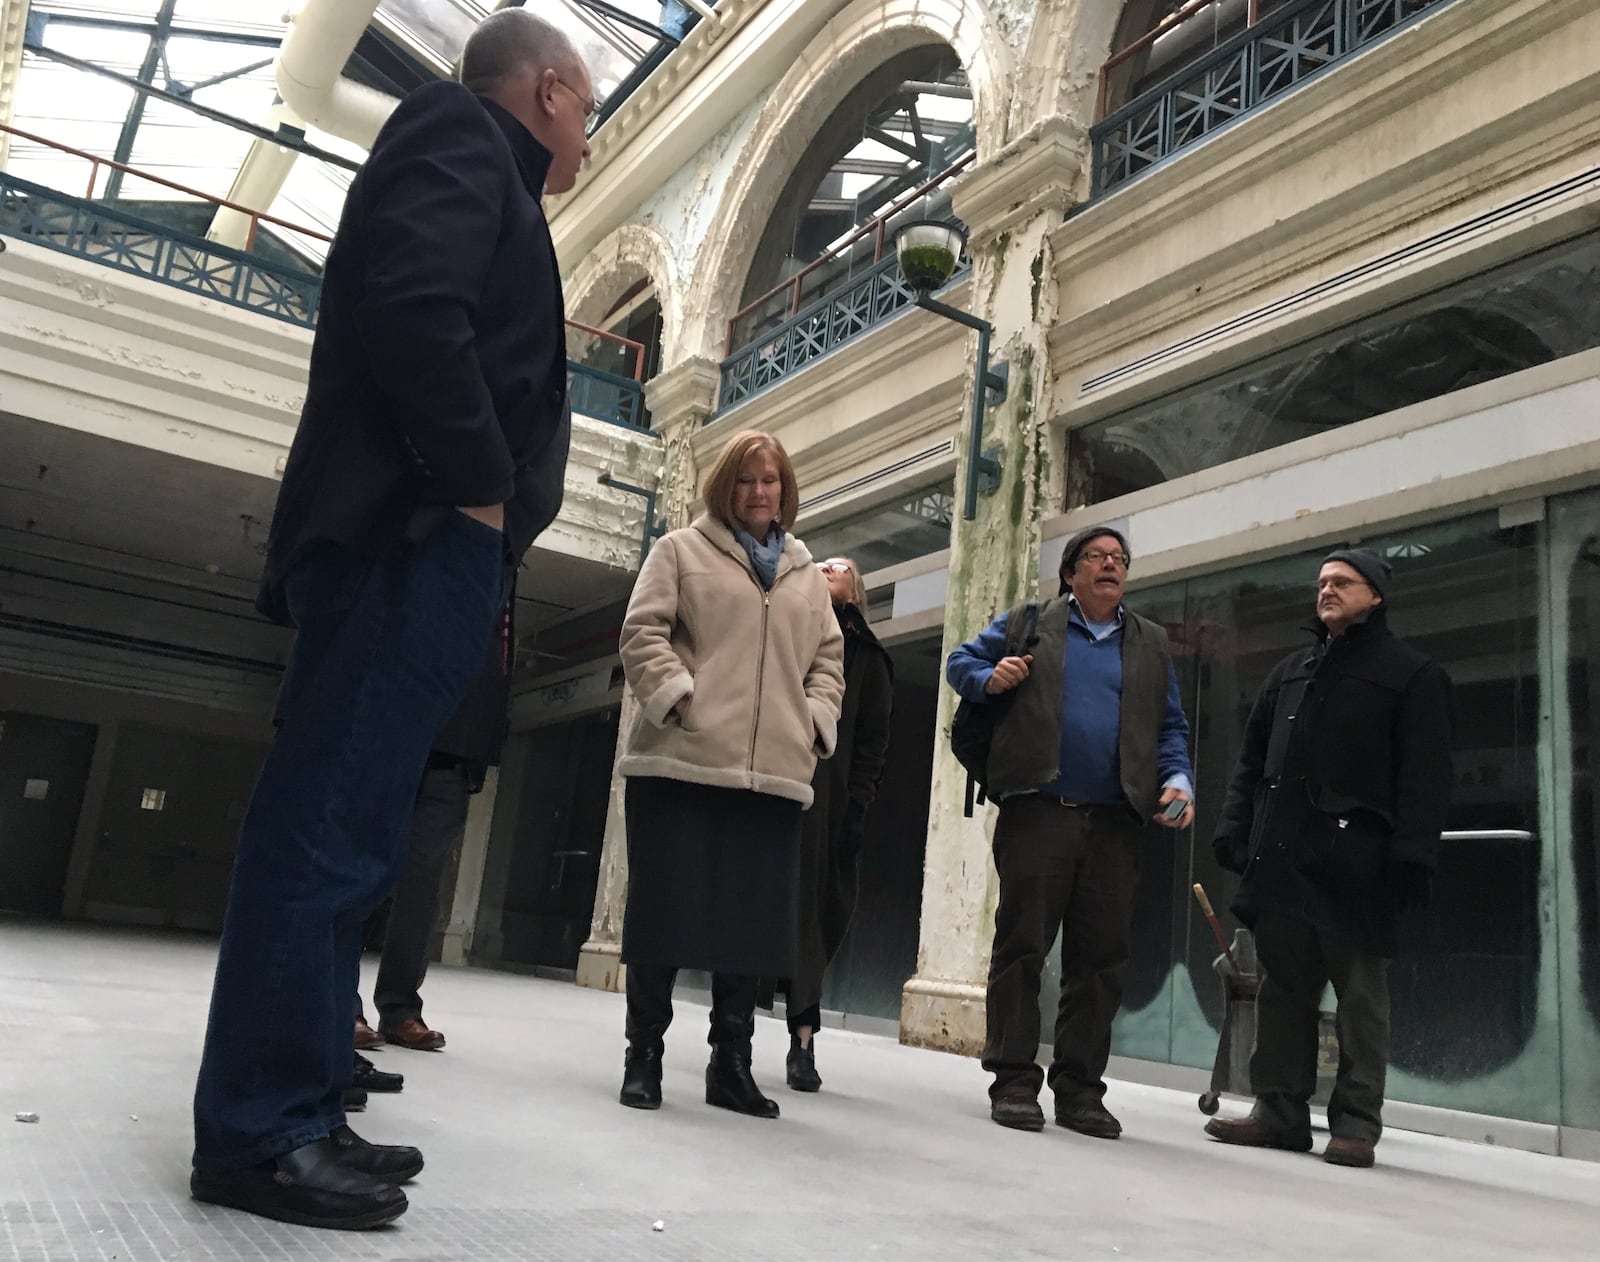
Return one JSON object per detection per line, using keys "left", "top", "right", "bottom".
{"left": 717, "top": 249, "right": 971, "bottom": 413}
{"left": 568, "top": 362, "right": 649, "bottom": 432}
{"left": 0, "top": 172, "right": 321, "bottom": 326}
{"left": 0, "top": 174, "right": 650, "bottom": 432}
{"left": 1090, "top": 0, "right": 1459, "bottom": 197}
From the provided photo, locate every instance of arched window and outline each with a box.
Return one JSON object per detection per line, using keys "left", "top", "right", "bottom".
{"left": 730, "top": 45, "right": 973, "bottom": 351}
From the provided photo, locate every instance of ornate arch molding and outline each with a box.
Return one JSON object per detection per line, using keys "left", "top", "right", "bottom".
{"left": 565, "top": 222, "right": 684, "bottom": 367}
{"left": 680, "top": 0, "right": 1014, "bottom": 362}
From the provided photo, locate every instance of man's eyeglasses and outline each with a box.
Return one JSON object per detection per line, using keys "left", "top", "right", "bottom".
{"left": 1317, "top": 576, "right": 1370, "bottom": 593}
{"left": 553, "top": 77, "right": 596, "bottom": 120}
{"left": 1080, "top": 548, "right": 1130, "bottom": 569}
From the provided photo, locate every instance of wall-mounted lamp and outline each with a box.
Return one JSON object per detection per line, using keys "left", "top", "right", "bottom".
{"left": 598, "top": 471, "right": 668, "bottom": 566}
{"left": 895, "top": 220, "right": 1007, "bottom": 520}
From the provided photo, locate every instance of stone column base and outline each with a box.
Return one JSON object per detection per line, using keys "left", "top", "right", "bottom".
{"left": 899, "top": 976, "right": 987, "bottom": 1057}
{"left": 575, "top": 939, "right": 625, "bottom": 992}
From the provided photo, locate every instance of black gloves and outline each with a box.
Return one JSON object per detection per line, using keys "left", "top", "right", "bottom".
{"left": 1213, "top": 837, "right": 1249, "bottom": 876}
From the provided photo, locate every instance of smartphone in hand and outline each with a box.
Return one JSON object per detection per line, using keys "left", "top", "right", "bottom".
{"left": 1162, "top": 797, "right": 1189, "bottom": 821}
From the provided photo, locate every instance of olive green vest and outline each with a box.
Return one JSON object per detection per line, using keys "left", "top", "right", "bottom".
{"left": 986, "top": 596, "right": 1173, "bottom": 818}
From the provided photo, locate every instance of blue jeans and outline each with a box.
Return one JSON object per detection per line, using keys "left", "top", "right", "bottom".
{"left": 192, "top": 513, "right": 503, "bottom": 1170}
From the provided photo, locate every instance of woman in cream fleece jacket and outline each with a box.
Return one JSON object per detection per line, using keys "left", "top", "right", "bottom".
{"left": 615, "top": 431, "right": 844, "bottom": 1121}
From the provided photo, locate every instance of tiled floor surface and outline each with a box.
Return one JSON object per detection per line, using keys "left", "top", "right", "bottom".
{"left": 4, "top": 919, "right": 1597, "bottom": 1260}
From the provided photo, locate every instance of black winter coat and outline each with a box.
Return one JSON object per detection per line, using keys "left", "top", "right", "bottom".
{"left": 257, "top": 82, "right": 570, "bottom": 624}
{"left": 765, "top": 604, "right": 893, "bottom": 1014}
{"left": 1213, "top": 607, "right": 1453, "bottom": 956}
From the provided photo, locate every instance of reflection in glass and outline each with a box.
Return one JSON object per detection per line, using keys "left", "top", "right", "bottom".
{"left": 1067, "top": 228, "right": 1600, "bottom": 507}
{"left": 803, "top": 481, "right": 955, "bottom": 577}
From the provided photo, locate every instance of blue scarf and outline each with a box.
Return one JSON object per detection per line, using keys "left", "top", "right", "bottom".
{"left": 734, "top": 525, "right": 785, "bottom": 590}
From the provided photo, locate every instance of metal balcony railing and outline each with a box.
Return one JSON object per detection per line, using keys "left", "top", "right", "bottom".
{"left": 717, "top": 249, "right": 972, "bottom": 413}
{"left": 0, "top": 123, "right": 653, "bottom": 433}
{"left": 1089, "top": 0, "right": 1459, "bottom": 198}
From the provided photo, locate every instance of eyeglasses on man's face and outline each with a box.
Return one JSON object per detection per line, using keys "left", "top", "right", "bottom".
{"left": 1316, "top": 576, "right": 1370, "bottom": 593}
{"left": 1080, "top": 548, "right": 1130, "bottom": 569}
{"left": 553, "top": 77, "right": 596, "bottom": 120}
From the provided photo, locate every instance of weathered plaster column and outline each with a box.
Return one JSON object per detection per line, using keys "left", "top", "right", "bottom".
{"left": 900, "top": 116, "right": 1087, "bottom": 1054}
{"left": 575, "top": 355, "right": 723, "bottom": 990}
{"left": 438, "top": 767, "right": 500, "bottom": 967}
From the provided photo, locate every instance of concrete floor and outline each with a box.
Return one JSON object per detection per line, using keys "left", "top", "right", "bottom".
{"left": 3, "top": 919, "right": 1598, "bottom": 1261}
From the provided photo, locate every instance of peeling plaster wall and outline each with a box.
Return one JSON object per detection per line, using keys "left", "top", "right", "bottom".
{"left": 632, "top": 90, "right": 773, "bottom": 299}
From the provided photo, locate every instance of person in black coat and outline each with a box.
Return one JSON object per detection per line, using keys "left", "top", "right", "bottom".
{"left": 777, "top": 557, "right": 893, "bottom": 1092}
{"left": 1204, "top": 548, "right": 1453, "bottom": 1169}
{"left": 190, "top": 11, "right": 592, "bottom": 1232}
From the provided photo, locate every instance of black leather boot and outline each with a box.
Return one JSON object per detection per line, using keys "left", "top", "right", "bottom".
{"left": 786, "top": 1035, "right": 821, "bottom": 1092}
{"left": 620, "top": 1043, "right": 663, "bottom": 1110}
{"left": 706, "top": 1045, "right": 780, "bottom": 1118}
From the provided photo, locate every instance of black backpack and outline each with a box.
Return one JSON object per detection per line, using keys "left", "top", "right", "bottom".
{"left": 950, "top": 600, "right": 1040, "bottom": 817}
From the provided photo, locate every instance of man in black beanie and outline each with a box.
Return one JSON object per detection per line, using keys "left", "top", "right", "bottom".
{"left": 1203, "top": 546, "right": 1453, "bottom": 1168}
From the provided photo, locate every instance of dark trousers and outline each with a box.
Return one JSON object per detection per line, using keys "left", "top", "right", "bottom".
{"left": 626, "top": 964, "right": 760, "bottom": 1054}
{"left": 983, "top": 796, "right": 1141, "bottom": 1104}
{"left": 354, "top": 760, "right": 472, "bottom": 1028}
{"left": 192, "top": 515, "right": 503, "bottom": 1170}
{"left": 1251, "top": 913, "right": 1391, "bottom": 1144}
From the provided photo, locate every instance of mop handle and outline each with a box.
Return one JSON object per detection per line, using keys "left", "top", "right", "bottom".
{"left": 1192, "top": 883, "right": 1236, "bottom": 966}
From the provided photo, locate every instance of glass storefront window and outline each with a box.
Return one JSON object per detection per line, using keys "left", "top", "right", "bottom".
{"left": 1066, "top": 228, "right": 1600, "bottom": 507}
{"left": 803, "top": 481, "right": 955, "bottom": 577}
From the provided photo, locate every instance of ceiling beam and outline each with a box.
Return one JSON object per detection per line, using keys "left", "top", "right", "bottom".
{"left": 103, "top": 0, "right": 178, "bottom": 201}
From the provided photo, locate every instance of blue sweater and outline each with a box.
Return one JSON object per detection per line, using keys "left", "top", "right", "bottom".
{"left": 946, "top": 601, "right": 1194, "bottom": 806}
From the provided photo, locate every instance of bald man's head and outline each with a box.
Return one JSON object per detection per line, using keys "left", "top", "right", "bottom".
{"left": 459, "top": 9, "right": 592, "bottom": 195}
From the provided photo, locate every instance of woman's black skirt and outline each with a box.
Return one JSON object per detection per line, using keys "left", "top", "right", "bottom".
{"left": 621, "top": 776, "right": 801, "bottom": 977}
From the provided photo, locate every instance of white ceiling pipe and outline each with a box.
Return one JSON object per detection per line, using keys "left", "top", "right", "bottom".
{"left": 274, "top": 0, "right": 398, "bottom": 149}
{"left": 206, "top": 0, "right": 397, "bottom": 248}
{"left": 207, "top": 101, "right": 307, "bottom": 249}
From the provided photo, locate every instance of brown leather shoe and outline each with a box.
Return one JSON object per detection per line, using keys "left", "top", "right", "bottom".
{"left": 1324, "top": 1135, "right": 1376, "bottom": 1167}
{"left": 381, "top": 1018, "right": 445, "bottom": 1052}
{"left": 353, "top": 1017, "right": 383, "bottom": 1051}
{"left": 1203, "top": 1115, "right": 1313, "bottom": 1152}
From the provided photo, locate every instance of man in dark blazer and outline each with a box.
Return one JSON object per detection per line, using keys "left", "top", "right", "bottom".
{"left": 191, "top": 10, "right": 591, "bottom": 1231}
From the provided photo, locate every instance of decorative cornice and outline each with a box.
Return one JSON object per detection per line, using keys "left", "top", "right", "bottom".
{"left": 0, "top": 0, "right": 25, "bottom": 168}
{"left": 951, "top": 114, "right": 1087, "bottom": 246}
{"left": 548, "top": 0, "right": 842, "bottom": 268}
{"left": 644, "top": 355, "right": 723, "bottom": 431}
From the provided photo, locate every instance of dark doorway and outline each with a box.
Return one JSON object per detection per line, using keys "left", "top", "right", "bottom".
{"left": 0, "top": 711, "right": 98, "bottom": 915}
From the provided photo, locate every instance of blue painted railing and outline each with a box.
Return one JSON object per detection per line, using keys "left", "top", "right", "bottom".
{"left": 568, "top": 361, "right": 647, "bottom": 430}
{"left": 0, "top": 170, "right": 322, "bottom": 324}
{"left": 718, "top": 251, "right": 971, "bottom": 413}
{"left": 0, "top": 172, "right": 650, "bottom": 432}
{"left": 1090, "top": 0, "right": 1459, "bottom": 198}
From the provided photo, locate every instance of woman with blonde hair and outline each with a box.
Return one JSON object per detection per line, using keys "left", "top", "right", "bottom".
{"left": 615, "top": 430, "right": 844, "bottom": 1119}
{"left": 778, "top": 555, "right": 893, "bottom": 1092}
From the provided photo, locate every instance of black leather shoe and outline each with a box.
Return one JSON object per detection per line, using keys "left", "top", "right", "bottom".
{"left": 1055, "top": 1098, "right": 1122, "bottom": 1140}
{"left": 786, "top": 1038, "right": 821, "bottom": 1092}
{"left": 327, "top": 1124, "right": 423, "bottom": 1185}
{"left": 190, "top": 1138, "right": 407, "bottom": 1230}
{"left": 705, "top": 1047, "right": 779, "bottom": 1119}
{"left": 342, "top": 1087, "right": 367, "bottom": 1112}
{"left": 620, "top": 1045, "right": 663, "bottom": 1110}
{"left": 353, "top": 1053, "right": 404, "bottom": 1094}
{"left": 990, "top": 1094, "right": 1045, "bottom": 1132}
